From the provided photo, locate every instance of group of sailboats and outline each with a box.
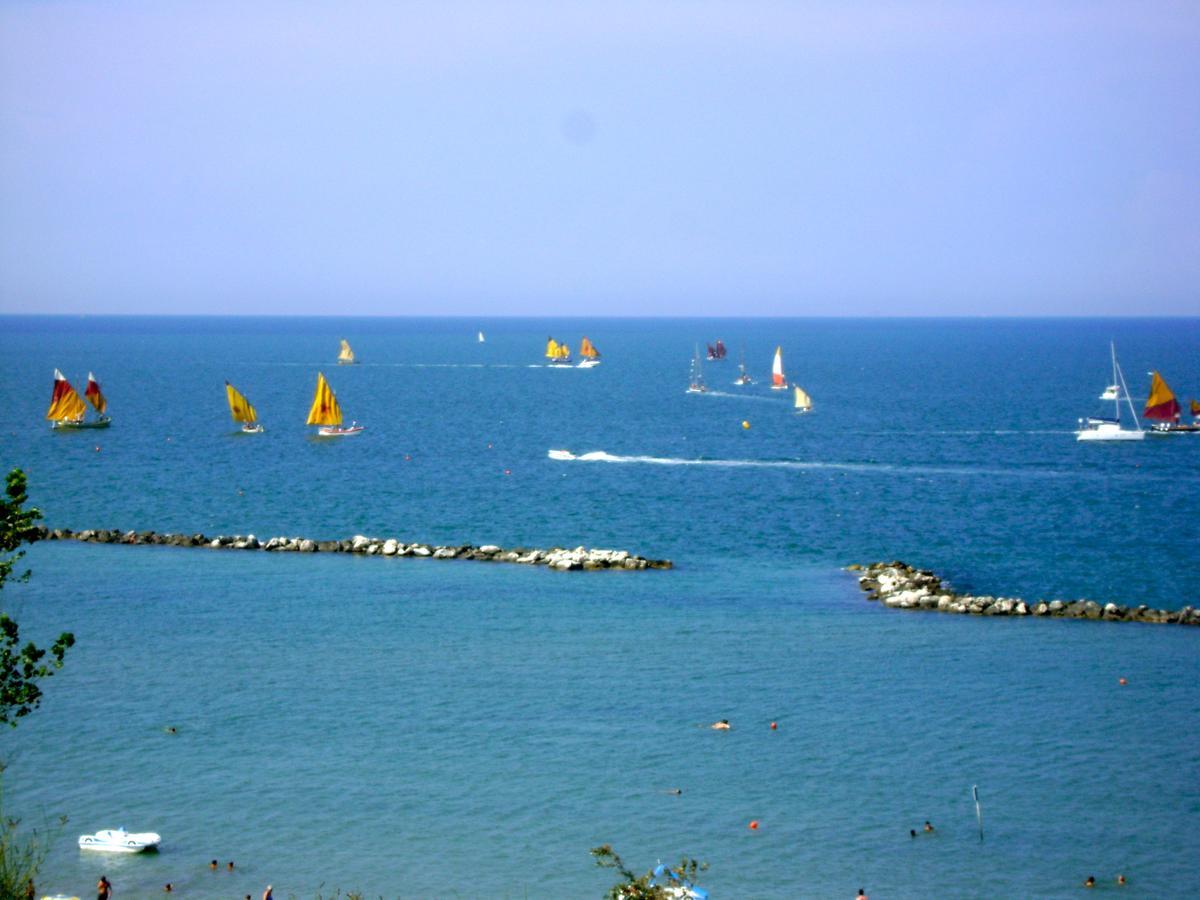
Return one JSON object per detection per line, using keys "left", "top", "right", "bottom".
{"left": 46, "top": 370, "right": 110, "bottom": 429}
{"left": 1076, "top": 342, "right": 1199, "bottom": 441}
{"left": 685, "top": 345, "right": 813, "bottom": 412}
{"left": 544, "top": 337, "right": 601, "bottom": 368}
{"left": 225, "top": 373, "right": 364, "bottom": 436}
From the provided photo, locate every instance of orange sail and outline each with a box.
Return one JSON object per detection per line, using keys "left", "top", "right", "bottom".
{"left": 580, "top": 337, "right": 600, "bottom": 359}
{"left": 84, "top": 372, "right": 107, "bottom": 414}
{"left": 771, "top": 346, "right": 787, "bottom": 389}
{"left": 1143, "top": 371, "right": 1181, "bottom": 421}
{"left": 46, "top": 369, "right": 86, "bottom": 422}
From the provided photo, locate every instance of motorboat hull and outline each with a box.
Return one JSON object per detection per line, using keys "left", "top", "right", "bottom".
{"left": 78, "top": 830, "right": 161, "bottom": 853}
{"left": 317, "top": 425, "right": 364, "bottom": 437}
{"left": 1076, "top": 424, "right": 1144, "bottom": 441}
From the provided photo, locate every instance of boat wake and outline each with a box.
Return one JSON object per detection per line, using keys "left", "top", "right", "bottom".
{"left": 547, "top": 449, "right": 1077, "bottom": 479}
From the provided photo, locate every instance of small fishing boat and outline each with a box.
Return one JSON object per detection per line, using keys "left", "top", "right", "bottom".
{"left": 78, "top": 828, "right": 161, "bottom": 853}
{"left": 686, "top": 346, "right": 708, "bottom": 394}
{"left": 337, "top": 339, "right": 357, "bottom": 365}
{"left": 225, "top": 381, "right": 264, "bottom": 433}
{"left": 46, "top": 370, "right": 111, "bottom": 429}
{"left": 1076, "top": 342, "right": 1144, "bottom": 441}
{"left": 706, "top": 340, "right": 727, "bottom": 361}
{"left": 578, "top": 336, "right": 601, "bottom": 368}
{"left": 545, "top": 337, "right": 572, "bottom": 367}
{"left": 733, "top": 348, "right": 753, "bottom": 385}
{"left": 307, "top": 372, "right": 364, "bottom": 436}
{"left": 1144, "top": 371, "right": 1200, "bottom": 433}
{"left": 793, "top": 385, "right": 813, "bottom": 413}
{"left": 770, "top": 346, "right": 787, "bottom": 390}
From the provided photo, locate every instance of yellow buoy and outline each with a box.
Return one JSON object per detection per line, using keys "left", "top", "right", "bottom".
{"left": 742, "top": 420, "right": 750, "bottom": 429}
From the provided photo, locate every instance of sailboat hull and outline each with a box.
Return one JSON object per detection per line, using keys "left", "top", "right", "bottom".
{"left": 577, "top": 359, "right": 600, "bottom": 368}
{"left": 1076, "top": 423, "right": 1144, "bottom": 441}
{"left": 52, "top": 417, "right": 111, "bottom": 430}
{"left": 317, "top": 425, "right": 365, "bottom": 436}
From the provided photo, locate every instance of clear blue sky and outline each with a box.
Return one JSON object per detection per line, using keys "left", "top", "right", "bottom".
{"left": 1, "top": 1, "right": 1197, "bottom": 316}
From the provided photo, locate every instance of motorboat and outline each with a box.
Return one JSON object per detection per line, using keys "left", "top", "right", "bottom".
{"left": 78, "top": 828, "right": 161, "bottom": 853}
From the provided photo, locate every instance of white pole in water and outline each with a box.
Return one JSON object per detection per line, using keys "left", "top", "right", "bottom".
{"left": 973, "top": 785, "right": 983, "bottom": 842}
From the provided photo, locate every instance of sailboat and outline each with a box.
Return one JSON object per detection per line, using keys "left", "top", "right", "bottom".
{"left": 770, "top": 346, "right": 787, "bottom": 390}
{"left": 793, "top": 385, "right": 813, "bottom": 413}
{"left": 478, "top": 331, "right": 485, "bottom": 343}
{"left": 545, "top": 337, "right": 572, "bottom": 367}
{"left": 686, "top": 346, "right": 708, "bottom": 394}
{"left": 337, "top": 339, "right": 357, "bottom": 365}
{"left": 578, "top": 336, "right": 601, "bottom": 368}
{"left": 46, "top": 370, "right": 111, "bottom": 429}
{"left": 307, "top": 372, "right": 364, "bottom": 436}
{"left": 1144, "top": 371, "right": 1200, "bottom": 433}
{"left": 706, "top": 340, "right": 727, "bottom": 361}
{"left": 1076, "top": 342, "right": 1144, "bottom": 441}
{"left": 733, "top": 348, "right": 753, "bottom": 385}
{"left": 225, "top": 381, "right": 264, "bottom": 433}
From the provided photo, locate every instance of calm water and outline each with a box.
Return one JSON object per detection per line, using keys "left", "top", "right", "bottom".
{"left": 1, "top": 316, "right": 1198, "bottom": 898}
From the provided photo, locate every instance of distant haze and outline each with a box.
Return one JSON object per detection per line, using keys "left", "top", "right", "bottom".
{"left": 2, "top": 1, "right": 1197, "bottom": 316}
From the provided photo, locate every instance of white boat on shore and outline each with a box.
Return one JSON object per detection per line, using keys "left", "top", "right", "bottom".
{"left": 78, "top": 828, "right": 161, "bottom": 853}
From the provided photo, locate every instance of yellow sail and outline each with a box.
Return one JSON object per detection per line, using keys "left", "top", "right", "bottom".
{"left": 545, "top": 338, "right": 560, "bottom": 359}
{"left": 793, "top": 385, "right": 812, "bottom": 411}
{"left": 306, "top": 372, "right": 343, "bottom": 426}
{"left": 338, "top": 339, "right": 355, "bottom": 364}
{"left": 46, "top": 369, "right": 87, "bottom": 422}
{"left": 225, "top": 381, "right": 258, "bottom": 424}
{"left": 580, "top": 337, "right": 600, "bottom": 358}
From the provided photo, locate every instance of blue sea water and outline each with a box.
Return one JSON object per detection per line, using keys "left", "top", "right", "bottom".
{"left": 0, "top": 316, "right": 1198, "bottom": 899}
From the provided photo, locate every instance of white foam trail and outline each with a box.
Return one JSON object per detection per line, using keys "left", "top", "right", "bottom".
{"left": 547, "top": 449, "right": 1072, "bottom": 479}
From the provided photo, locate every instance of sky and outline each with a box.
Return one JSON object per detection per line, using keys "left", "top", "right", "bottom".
{"left": 1, "top": 1, "right": 1198, "bottom": 317}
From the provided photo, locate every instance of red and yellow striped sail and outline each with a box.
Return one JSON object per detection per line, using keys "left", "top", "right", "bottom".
{"left": 84, "top": 372, "right": 107, "bottom": 414}
{"left": 580, "top": 337, "right": 600, "bottom": 358}
{"left": 46, "top": 369, "right": 86, "bottom": 422}
{"left": 1143, "top": 371, "right": 1181, "bottom": 421}
{"left": 1191, "top": 399, "right": 1200, "bottom": 418}
{"left": 305, "top": 372, "right": 343, "bottom": 427}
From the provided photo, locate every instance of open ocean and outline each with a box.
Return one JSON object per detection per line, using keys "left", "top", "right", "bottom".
{"left": 1, "top": 315, "right": 1198, "bottom": 899}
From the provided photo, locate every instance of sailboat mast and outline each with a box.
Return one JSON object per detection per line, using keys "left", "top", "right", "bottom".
{"left": 1109, "top": 341, "right": 1119, "bottom": 423}
{"left": 1113, "top": 345, "right": 1141, "bottom": 431}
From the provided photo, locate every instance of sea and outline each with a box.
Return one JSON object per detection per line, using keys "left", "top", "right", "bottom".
{"left": 0, "top": 316, "right": 1197, "bottom": 899}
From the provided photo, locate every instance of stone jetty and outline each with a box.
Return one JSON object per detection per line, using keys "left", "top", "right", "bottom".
{"left": 851, "top": 561, "right": 1199, "bottom": 626}
{"left": 35, "top": 527, "right": 671, "bottom": 572}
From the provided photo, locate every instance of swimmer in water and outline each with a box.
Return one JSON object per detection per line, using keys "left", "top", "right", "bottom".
{"left": 711, "top": 719, "right": 731, "bottom": 730}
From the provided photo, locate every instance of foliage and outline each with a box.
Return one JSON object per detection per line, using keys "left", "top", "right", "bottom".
{"left": 591, "top": 844, "right": 707, "bottom": 900}
{"left": 0, "top": 470, "right": 74, "bottom": 728}
{"left": 0, "top": 773, "right": 67, "bottom": 900}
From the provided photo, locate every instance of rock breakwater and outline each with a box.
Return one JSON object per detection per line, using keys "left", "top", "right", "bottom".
{"left": 851, "top": 561, "right": 1199, "bottom": 626}
{"left": 36, "top": 527, "right": 671, "bottom": 572}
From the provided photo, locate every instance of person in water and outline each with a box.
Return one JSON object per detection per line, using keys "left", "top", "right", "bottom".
{"left": 711, "top": 719, "right": 731, "bottom": 730}
{"left": 228, "top": 861, "right": 235, "bottom": 871}
{"left": 856, "top": 890, "right": 869, "bottom": 900}
{"left": 1084, "top": 875, "right": 1096, "bottom": 888}
{"left": 924, "top": 820, "right": 934, "bottom": 832}
{"left": 97, "top": 875, "right": 112, "bottom": 900}
{"left": 263, "top": 886, "right": 274, "bottom": 900}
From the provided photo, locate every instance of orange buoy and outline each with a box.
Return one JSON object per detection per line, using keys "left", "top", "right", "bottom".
{"left": 770, "top": 721, "right": 777, "bottom": 730}
{"left": 749, "top": 820, "right": 759, "bottom": 830}
{"left": 1119, "top": 677, "right": 1127, "bottom": 685}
